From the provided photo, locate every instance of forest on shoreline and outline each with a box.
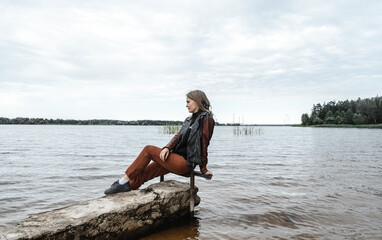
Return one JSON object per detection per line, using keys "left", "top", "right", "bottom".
{"left": 0, "top": 117, "right": 239, "bottom": 126}
{"left": 0, "top": 118, "right": 184, "bottom": 126}
{"left": 0, "top": 117, "right": 290, "bottom": 126}
{"left": 301, "top": 96, "right": 382, "bottom": 126}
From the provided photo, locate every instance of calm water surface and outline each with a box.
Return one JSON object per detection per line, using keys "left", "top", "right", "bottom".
{"left": 0, "top": 125, "right": 381, "bottom": 239}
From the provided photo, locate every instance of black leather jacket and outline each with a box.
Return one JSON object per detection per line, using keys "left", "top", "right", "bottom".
{"left": 165, "top": 111, "right": 214, "bottom": 168}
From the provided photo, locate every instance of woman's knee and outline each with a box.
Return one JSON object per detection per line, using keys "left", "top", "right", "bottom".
{"left": 143, "top": 145, "right": 160, "bottom": 155}
{"left": 143, "top": 145, "right": 155, "bottom": 151}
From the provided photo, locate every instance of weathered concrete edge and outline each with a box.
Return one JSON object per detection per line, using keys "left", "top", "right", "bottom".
{"left": 0, "top": 180, "right": 200, "bottom": 240}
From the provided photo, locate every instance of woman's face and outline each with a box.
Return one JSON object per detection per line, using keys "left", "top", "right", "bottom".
{"left": 186, "top": 97, "right": 199, "bottom": 113}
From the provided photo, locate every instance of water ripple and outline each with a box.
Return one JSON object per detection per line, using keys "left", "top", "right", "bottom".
{"left": 1, "top": 125, "right": 382, "bottom": 239}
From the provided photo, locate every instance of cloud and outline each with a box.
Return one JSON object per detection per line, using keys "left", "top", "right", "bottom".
{"left": 1, "top": 0, "right": 381, "bottom": 123}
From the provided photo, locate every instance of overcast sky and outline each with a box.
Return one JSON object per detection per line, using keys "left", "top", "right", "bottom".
{"left": 1, "top": 0, "right": 381, "bottom": 124}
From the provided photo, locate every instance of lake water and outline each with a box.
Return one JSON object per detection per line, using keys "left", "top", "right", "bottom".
{"left": 0, "top": 125, "right": 381, "bottom": 239}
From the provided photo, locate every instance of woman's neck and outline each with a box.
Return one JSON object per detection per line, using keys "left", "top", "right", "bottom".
{"left": 192, "top": 110, "right": 202, "bottom": 118}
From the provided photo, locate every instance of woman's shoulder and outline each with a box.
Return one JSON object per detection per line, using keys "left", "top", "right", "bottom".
{"left": 186, "top": 111, "right": 213, "bottom": 120}
{"left": 201, "top": 111, "right": 213, "bottom": 119}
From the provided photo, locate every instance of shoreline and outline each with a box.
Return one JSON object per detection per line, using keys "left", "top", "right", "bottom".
{"left": 0, "top": 117, "right": 299, "bottom": 126}
{"left": 297, "top": 124, "right": 382, "bottom": 129}
{"left": 0, "top": 124, "right": 299, "bottom": 127}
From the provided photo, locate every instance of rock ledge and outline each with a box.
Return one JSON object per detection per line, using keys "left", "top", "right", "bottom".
{"left": 0, "top": 180, "right": 199, "bottom": 240}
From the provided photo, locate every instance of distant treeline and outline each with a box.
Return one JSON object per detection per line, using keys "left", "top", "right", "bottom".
{"left": 0, "top": 117, "right": 184, "bottom": 126}
{"left": 301, "top": 96, "right": 382, "bottom": 125}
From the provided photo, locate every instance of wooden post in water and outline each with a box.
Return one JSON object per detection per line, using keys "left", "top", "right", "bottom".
{"left": 189, "top": 171, "right": 195, "bottom": 216}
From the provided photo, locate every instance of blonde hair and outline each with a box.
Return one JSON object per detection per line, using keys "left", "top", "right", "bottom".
{"left": 187, "top": 90, "right": 212, "bottom": 115}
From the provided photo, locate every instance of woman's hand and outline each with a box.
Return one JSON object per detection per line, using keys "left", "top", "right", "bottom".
{"left": 204, "top": 170, "right": 213, "bottom": 180}
{"left": 160, "top": 148, "right": 170, "bottom": 161}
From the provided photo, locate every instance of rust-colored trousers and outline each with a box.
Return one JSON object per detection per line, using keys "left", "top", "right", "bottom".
{"left": 125, "top": 145, "right": 192, "bottom": 190}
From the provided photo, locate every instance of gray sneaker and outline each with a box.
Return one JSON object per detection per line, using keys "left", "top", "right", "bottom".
{"left": 104, "top": 180, "right": 131, "bottom": 195}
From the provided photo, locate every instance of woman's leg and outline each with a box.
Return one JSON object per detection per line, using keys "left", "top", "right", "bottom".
{"left": 126, "top": 145, "right": 192, "bottom": 189}
{"left": 128, "top": 162, "right": 169, "bottom": 190}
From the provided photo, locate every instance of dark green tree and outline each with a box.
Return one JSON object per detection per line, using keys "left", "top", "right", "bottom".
{"left": 324, "top": 110, "right": 336, "bottom": 124}
{"left": 333, "top": 111, "right": 341, "bottom": 124}
{"left": 335, "top": 115, "right": 342, "bottom": 124}
{"left": 343, "top": 109, "right": 354, "bottom": 124}
{"left": 312, "top": 104, "right": 323, "bottom": 119}
{"left": 312, "top": 115, "right": 324, "bottom": 125}
{"left": 375, "top": 97, "right": 382, "bottom": 123}
{"left": 301, "top": 113, "right": 310, "bottom": 125}
{"left": 352, "top": 113, "right": 366, "bottom": 125}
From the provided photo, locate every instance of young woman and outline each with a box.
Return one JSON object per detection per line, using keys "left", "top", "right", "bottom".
{"left": 104, "top": 90, "right": 215, "bottom": 195}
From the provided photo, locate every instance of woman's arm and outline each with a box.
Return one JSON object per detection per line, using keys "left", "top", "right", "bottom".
{"left": 164, "top": 129, "right": 181, "bottom": 150}
{"left": 160, "top": 129, "right": 181, "bottom": 161}
{"left": 200, "top": 117, "right": 215, "bottom": 174}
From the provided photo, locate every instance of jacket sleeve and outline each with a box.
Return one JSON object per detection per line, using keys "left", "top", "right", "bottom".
{"left": 164, "top": 129, "right": 181, "bottom": 150}
{"left": 200, "top": 117, "right": 215, "bottom": 173}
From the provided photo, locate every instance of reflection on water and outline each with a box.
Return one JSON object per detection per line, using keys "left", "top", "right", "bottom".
{"left": 1, "top": 125, "right": 382, "bottom": 239}
{"left": 140, "top": 216, "right": 200, "bottom": 240}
